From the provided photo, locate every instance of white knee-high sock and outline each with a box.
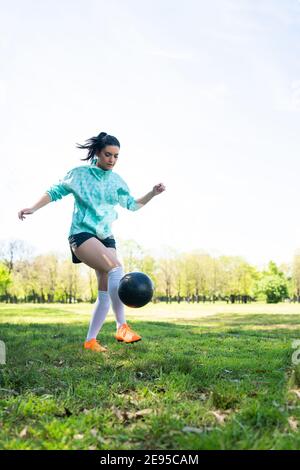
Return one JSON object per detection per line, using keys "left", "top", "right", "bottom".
{"left": 86, "top": 291, "right": 111, "bottom": 341}
{"left": 108, "top": 266, "right": 126, "bottom": 329}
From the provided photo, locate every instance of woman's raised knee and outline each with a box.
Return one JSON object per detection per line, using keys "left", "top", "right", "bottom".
{"left": 72, "top": 238, "right": 121, "bottom": 272}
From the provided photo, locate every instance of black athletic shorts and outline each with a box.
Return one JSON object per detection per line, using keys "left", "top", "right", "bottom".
{"left": 68, "top": 232, "right": 117, "bottom": 264}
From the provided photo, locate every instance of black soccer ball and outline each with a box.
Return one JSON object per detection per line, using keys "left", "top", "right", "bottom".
{"left": 118, "top": 271, "right": 154, "bottom": 308}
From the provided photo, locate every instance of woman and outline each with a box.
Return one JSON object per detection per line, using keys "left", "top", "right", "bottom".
{"left": 18, "top": 132, "right": 166, "bottom": 352}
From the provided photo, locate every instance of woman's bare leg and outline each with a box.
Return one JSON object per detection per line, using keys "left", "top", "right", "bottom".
{"left": 93, "top": 247, "right": 127, "bottom": 329}
{"left": 85, "top": 249, "right": 119, "bottom": 345}
{"left": 71, "top": 237, "right": 121, "bottom": 272}
{"left": 95, "top": 270, "right": 108, "bottom": 291}
{"left": 74, "top": 239, "right": 141, "bottom": 343}
{"left": 73, "top": 239, "right": 126, "bottom": 329}
{"left": 94, "top": 248, "right": 118, "bottom": 291}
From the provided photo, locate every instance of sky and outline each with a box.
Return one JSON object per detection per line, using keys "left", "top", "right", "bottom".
{"left": 1, "top": 0, "right": 300, "bottom": 267}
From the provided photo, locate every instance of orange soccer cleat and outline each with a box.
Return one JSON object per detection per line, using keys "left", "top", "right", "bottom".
{"left": 115, "top": 323, "right": 142, "bottom": 343}
{"left": 84, "top": 338, "right": 108, "bottom": 352}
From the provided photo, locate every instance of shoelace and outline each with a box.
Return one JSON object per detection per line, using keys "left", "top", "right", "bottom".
{"left": 119, "top": 324, "right": 136, "bottom": 336}
{"left": 125, "top": 324, "right": 134, "bottom": 333}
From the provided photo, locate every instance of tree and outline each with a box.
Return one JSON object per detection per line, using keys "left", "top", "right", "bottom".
{"left": 292, "top": 253, "right": 300, "bottom": 302}
{"left": 181, "top": 254, "right": 196, "bottom": 300}
{"left": 0, "top": 239, "right": 34, "bottom": 273}
{"left": 172, "top": 256, "right": 185, "bottom": 302}
{"left": 0, "top": 263, "right": 11, "bottom": 297}
{"left": 58, "top": 260, "right": 83, "bottom": 303}
{"left": 88, "top": 267, "right": 97, "bottom": 302}
{"left": 119, "top": 239, "right": 144, "bottom": 272}
{"left": 193, "top": 253, "right": 211, "bottom": 301}
{"left": 157, "top": 257, "right": 174, "bottom": 300}
{"left": 255, "top": 261, "right": 289, "bottom": 303}
{"left": 208, "top": 257, "right": 223, "bottom": 302}
{"left": 218, "top": 257, "right": 258, "bottom": 303}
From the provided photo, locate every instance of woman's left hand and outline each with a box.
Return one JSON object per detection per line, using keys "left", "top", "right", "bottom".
{"left": 152, "top": 183, "right": 166, "bottom": 196}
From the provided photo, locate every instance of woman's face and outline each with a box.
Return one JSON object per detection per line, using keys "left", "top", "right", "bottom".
{"left": 96, "top": 145, "right": 119, "bottom": 171}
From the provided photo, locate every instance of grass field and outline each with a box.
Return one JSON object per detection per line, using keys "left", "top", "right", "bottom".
{"left": 0, "top": 302, "right": 300, "bottom": 450}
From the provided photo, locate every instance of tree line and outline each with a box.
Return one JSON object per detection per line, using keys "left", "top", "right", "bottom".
{"left": 0, "top": 239, "right": 300, "bottom": 304}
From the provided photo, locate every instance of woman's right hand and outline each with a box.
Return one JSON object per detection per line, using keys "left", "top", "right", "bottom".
{"left": 18, "top": 208, "right": 35, "bottom": 220}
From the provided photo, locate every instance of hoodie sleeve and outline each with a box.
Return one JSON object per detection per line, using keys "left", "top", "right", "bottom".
{"left": 117, "top": 177, "right": 140, "bottom": 212}
{"left": 46, "top": 168, "right": 75, "bottom": 202}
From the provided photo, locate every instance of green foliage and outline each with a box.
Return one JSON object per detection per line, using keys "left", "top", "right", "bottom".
{"left": 257, "top": 276, "right": 289, "bottom": 304}
{"left": 0, "top": 239, "right": 297, "bottom": 304}
{"left": 0, "top": 263, "right": 11, "bottom": 295}
{"left": 255, "top": 261, "right": 289, "bottom": 303}
{"left": 292, "top": 254, "right": 300, "bottom": 300}
{"left": 219, "top": 257, "right": 259, "bottom": 298}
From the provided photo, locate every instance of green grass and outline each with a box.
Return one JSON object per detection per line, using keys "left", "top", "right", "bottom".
{"left": 0, "top": 302, "right": 300, "bottom": 450}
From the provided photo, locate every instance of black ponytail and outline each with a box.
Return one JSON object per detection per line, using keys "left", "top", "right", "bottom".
{"left": 76, "top": 132, "right": 120, "bottom": 162}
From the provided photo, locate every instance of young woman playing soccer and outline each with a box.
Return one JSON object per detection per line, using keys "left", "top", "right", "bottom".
{"left": 18, "top": 132, "right": 166, "bottom": 352}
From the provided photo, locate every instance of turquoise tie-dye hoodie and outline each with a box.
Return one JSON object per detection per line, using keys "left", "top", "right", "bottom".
{"left": 46, "top": 158, "right": 140, "bottom": 239}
